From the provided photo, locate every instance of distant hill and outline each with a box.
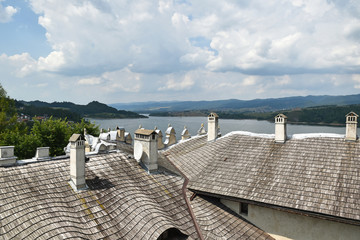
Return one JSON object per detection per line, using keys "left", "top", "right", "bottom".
{"left": 17, "top": 100, "right": 147, "bottom": 120}
{"left": 110, "top": 94, "right": 360, "bottom": 113}
{"left": 150, "top": 104, "right": 360, "bottom": 126}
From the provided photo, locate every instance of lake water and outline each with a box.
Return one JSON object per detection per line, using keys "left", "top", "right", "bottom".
{"left": 88, "top": 116, "right": 346, "bottom": 140}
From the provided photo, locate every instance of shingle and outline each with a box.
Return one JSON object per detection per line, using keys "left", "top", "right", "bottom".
{"left": 166, "top": 133, "right": 360, "bottom": 222}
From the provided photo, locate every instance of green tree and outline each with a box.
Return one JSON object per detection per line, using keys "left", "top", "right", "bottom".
{"left": 0, "top": 84, "right": 17, "bottom": 133}
{"left": 0, "top": 128, "right": 41, "bottom": 159}
{"left": 71, "top": 119, "right": 100, "bottom": 137}
{"left": 31, "top": 117, "right": 72, "bottom": 156}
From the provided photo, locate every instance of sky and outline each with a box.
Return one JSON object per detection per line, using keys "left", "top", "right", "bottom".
{"left": 0, "top": 0, "right": 360, "bottom": 104}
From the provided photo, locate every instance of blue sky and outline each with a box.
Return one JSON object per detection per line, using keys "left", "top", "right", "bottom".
{"left": 0, "top": 0, "right": 360, "bottom": 104}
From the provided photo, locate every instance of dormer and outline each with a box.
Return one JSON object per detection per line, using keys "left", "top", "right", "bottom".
{"left": 164, "top": 124, "right": 176, "bottom": 147}
{"left": 181, "top": 126, "right": 191, "bottom": 140}
{"left": 154, "top": 127, "right": 164, "bottom": 149}
{"left": 198, "top": 123, "right": 207, "bottom": 135}
{"left": 345, "top": 112, "right": 358, "bottom": 141}
{"left": 275, "top": 114, "right": 287, "bottom": 143}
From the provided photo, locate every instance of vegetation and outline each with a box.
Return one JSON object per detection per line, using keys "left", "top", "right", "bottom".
{"left": 0, "top": 84, "right": 100, "bottom": 159}
{"left": 151, "top": 104, "right": 360, "bottom": 126}
{"left": 111, "top": 94, "right": 360, "bottom": 113}
{"left": 18, "top": 100, "right": 147, "bottom": 119}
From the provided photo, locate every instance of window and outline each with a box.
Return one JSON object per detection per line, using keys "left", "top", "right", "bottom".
{"left": 240, "top": 202, "right": 248, "bottom": 215}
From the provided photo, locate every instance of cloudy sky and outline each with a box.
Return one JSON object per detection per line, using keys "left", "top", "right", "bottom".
{"left": 0, "top": 0, "right": 360, "bottom": 104}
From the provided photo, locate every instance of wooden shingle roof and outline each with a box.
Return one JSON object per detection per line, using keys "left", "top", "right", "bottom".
{"left": 189, "top": 191, "right": 274, "bottom": 240}
{"left": 0, "top": 152, "right": 196, "bottom": 239}
{"left": 166, "top": 132, "right": 360, "bottom": 224}
{"left": 0, "top": 142, "right": 274, "bottom": 239}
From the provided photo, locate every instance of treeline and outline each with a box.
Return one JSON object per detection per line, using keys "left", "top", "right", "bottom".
{"left": 218, "top": 105, "right": 360, "bottom": 125}
{"left": 151, "top": 104, "right": 360, "bottom": 126}
{"left": 18, "top": 100, "right": 147, "bottom": 119}
{"left": 0, "top": 85, "right": 99, "bottom": 160}
{"left": 16, "top": 101, "right": 82, "bottom": 122}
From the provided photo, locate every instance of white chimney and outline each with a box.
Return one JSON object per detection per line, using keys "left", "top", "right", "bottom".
{"left": 208, "top": 112, "right": 219, "bottom": 141}
{"left": 0, "top": 146, "right": 17, "bottom": 166}
{"left": 134, "top": 129, "right": 158, "bottom": 173}
{"left": 275, "top": 114, "right": 287, "bottom": 143}
{"left": 69, "top": 134, "right": 87, "bottom": 191}
{"left": 345, "top": 112, "right": 358, "bottom": 141}
{"left": 33, "top": 147, "right": 50, "bottom": 161}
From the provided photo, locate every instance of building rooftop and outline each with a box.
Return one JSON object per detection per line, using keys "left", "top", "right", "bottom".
{"left": 0, "top": 142, "right": 273, "bottom": 239}
{"left": 165, "top": 131, "right": 360, "bottom": 225}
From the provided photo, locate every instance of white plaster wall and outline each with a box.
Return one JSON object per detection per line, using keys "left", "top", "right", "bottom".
{"left": 207, "top": 119, "right": 218, "bottom": 141}
{"left": 346, "top": 123, "right": 357, "bottom": 141}
{"left": 220, "top": 199, "right": 360, "bottom": 240}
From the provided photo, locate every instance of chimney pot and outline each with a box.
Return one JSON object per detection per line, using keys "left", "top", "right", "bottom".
{"left": 275, "top": 114, "right": 287, "bottom": 143}
{"left": 207, "top": 112, "right": 219, "bottom": 141}
{"left": 0, "top": 146, "right": 17, "bottom": 166}
{"left": 69, "top": 134, "right": 87, "bottom": 191}
{"left": 134, "top": 129, "right": 158, "bottom": 173}
{"left": 345, "top": 112, "right": 358, "bottom": 141}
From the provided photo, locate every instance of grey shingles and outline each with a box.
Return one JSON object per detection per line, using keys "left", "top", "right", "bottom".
{"left": 0, "top": 141, "right": 275, "bottom": 239}
{"left": 188, "top": 191, "right": 274, "bottom": 240}
{"left": 167, "top": 133, "right": 360, "bottom": 223}
{"left": 0, "top": 152, "right": 196, "bottom": 239}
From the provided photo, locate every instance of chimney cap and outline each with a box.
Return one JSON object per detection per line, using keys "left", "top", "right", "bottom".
{"left": 69, "top": 134, "right": 82, "bottom": 142}
{"left": 346, "top": 111, "right": 359, "bottom": 117}
{"left": 135, "top": 129, "right": 156, "bottom": 136}
{"left": 275, "top": 113, "right": 287, "bottom": 119}
{"left": 208, "top": 112, "right": 219, "bottom": 118}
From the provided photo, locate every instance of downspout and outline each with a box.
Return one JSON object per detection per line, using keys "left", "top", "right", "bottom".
{"left": 163, "top": 154, "right": 204, "bottom": 240}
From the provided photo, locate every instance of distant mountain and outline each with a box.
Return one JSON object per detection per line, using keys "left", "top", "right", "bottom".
{"left": 110, "top": 94, "right": 360, "bottom": 113}
{"left": 17, "top": 100, "right": 147, "bottom": 120}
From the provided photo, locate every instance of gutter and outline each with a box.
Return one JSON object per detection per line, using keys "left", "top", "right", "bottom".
{"left": 163, "top": 154, "right": 204, "bottom": 240}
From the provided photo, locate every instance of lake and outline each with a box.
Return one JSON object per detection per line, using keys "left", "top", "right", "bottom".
{"left": 88, "top": 116, "right": 347, "bottom": 140}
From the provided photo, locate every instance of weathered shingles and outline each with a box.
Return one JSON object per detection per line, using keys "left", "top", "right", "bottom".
{"left": 0, "top": 152, "right": 197, "bottom": 239}
{"left": 188, "top": 191, "right": 274, "bottom": 240}
{"left": 179, "top": 134, "right": 360, "bottom": 221}
{"left": 164, "top": 135, "right": 210, "bottom": 179}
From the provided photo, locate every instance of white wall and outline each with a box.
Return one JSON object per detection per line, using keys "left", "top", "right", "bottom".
{"left": 220, "top": 199, "right": 360, "bottom": 240}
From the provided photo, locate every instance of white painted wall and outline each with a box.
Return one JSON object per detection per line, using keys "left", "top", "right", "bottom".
{"left": 220, "top": 199, "right": 360, "bottom": 240}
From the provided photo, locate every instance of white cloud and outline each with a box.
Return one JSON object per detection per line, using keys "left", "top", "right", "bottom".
{"left": 159, "top": 74, "right": 195, "bottom": 91}
{"left": 352, "top": 74, "right": 360, "bottom": 89}
{"left": 78, "top": 77, "right": 102, "bottom": 86}
{"left": 0, "top": 3, "right": 17, "bottom": 23}
{"left": 242, "top": 76, "right": 257, "bottom": 86}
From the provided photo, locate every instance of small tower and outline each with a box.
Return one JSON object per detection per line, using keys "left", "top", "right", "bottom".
{"left": 154, "top": 127, "right": 165, "bottom": 150}
{"left": 275, "top": 114, "right": 287, "bottom": 143}
{"left": 69, "top": 134, "right": 87, "bottom": 191}
{"left": 208, "top": 112, "right": 219, "bottom": 141}
{"left": 345, "top": 112, "right": 358, "bottom": 141}
{"left": 164, "top": 124, "right": 176, "bottom": 147}
{"left": 181, "top": 126, "right": 191, "bottom": 140}
{"left": 134, "top": 129, "right": 158, "bottom": 173}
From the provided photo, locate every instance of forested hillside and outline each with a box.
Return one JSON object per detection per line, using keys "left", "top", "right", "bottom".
{"left": 17, "top": 100, "right": 147, "bottom": 120}
{"left": 111, "top": 94, "right": 360, "bottom": 113}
